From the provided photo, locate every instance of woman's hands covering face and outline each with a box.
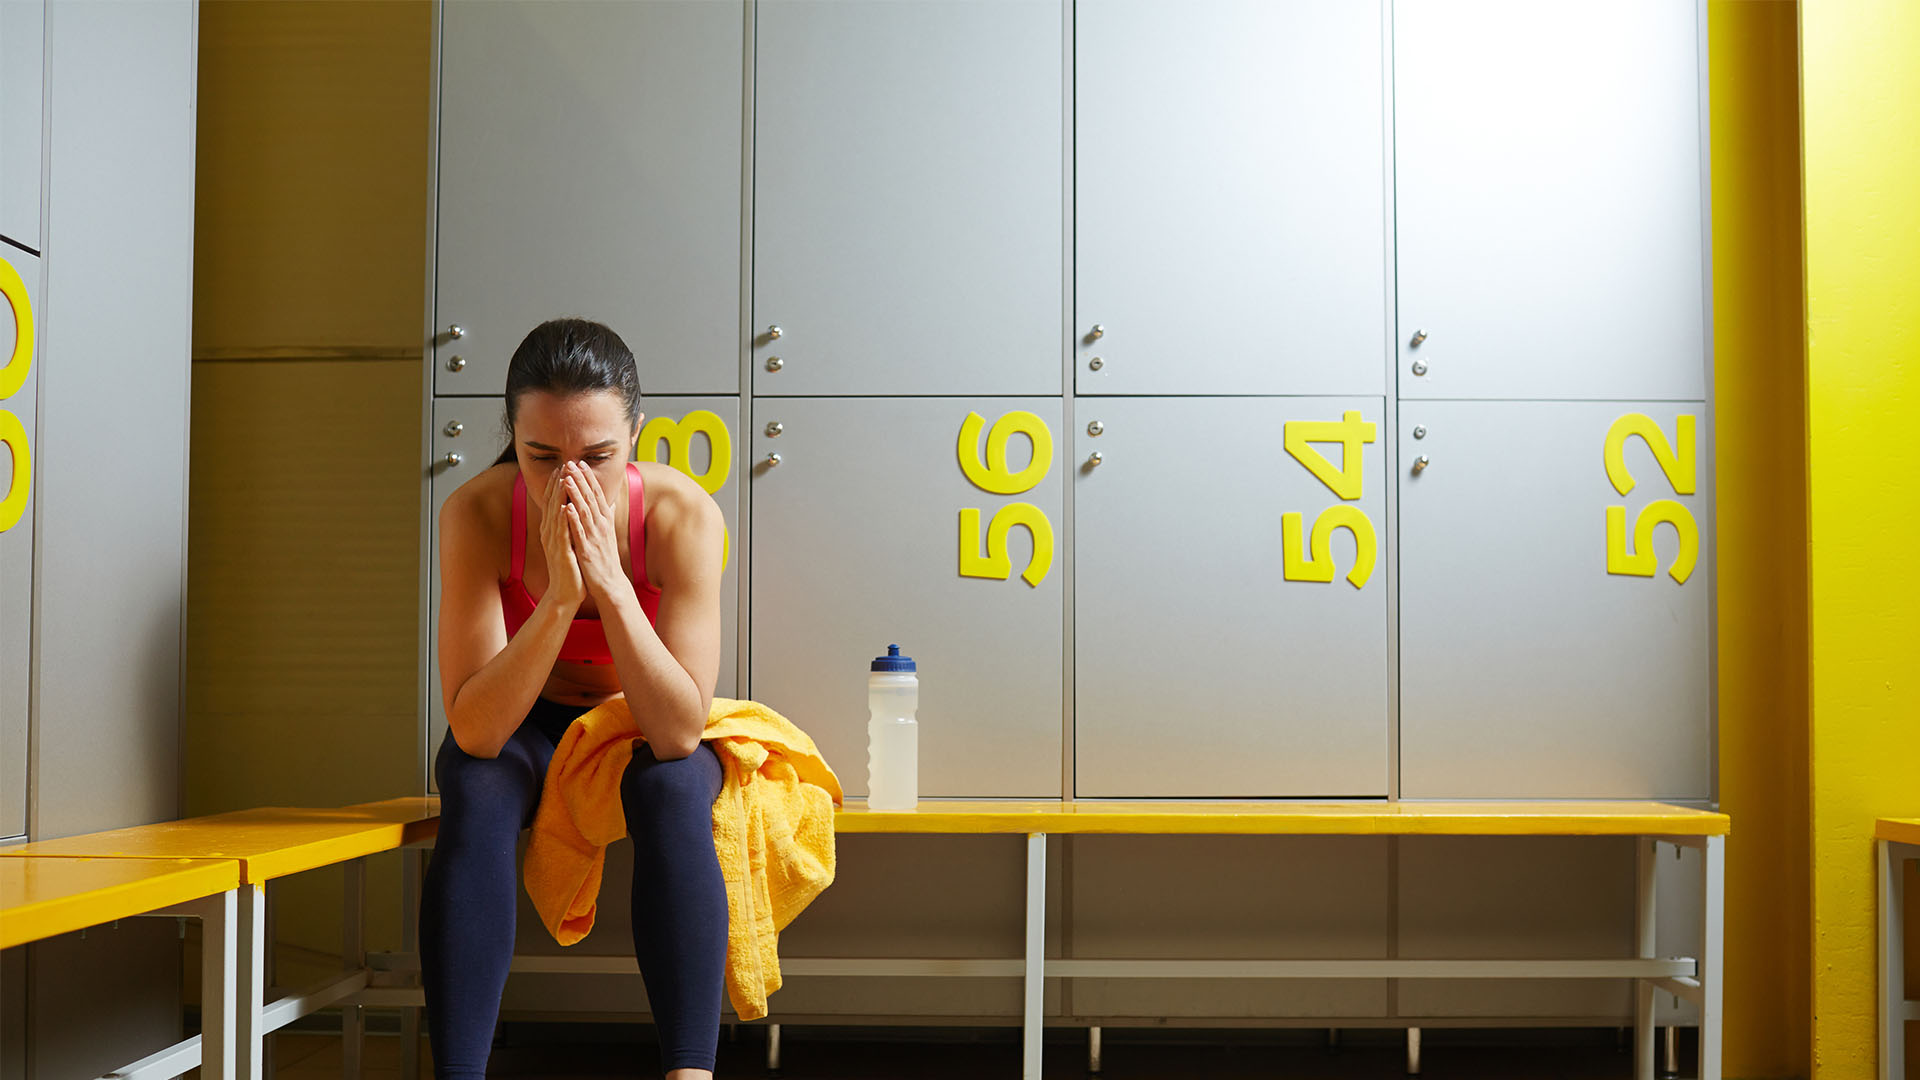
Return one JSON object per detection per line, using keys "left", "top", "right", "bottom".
{"left": 538, "top": 457, "right": 588, "bottom": 612}
{"left": 559, "top": 459, "right": 627, "bottom": 605}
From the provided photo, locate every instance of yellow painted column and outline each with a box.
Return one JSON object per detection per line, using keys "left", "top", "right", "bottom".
{"left": 1802, "top": 0, "right": 1920, "bottom": 1075}
{"left": 1708, "top": 1, "right": 1810, "bottom": 1076}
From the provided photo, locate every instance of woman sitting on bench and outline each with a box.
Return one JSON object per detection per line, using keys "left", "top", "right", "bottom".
{"left": 426, "top": 316, "right": 731, "bottom": 1080}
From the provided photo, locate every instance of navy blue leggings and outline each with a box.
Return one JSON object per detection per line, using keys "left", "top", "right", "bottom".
{"left": 419, "top": 696, "right": 728, "bottom": 1076}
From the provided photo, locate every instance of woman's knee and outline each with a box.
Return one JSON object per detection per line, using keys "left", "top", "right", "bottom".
{"left": 435, "top": 731, "right": 542, "bottom": 828}
{"left": 621, "top": 740, "right": 722, "bottom": 817}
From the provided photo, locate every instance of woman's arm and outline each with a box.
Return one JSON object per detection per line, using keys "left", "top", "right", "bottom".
{"left": 594, "top": 472, "right": 726, "bottom": 760}
{"left": 437, "top": 485, "right": 573, "bottom": 759}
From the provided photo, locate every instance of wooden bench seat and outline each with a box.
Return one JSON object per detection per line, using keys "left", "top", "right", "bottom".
{"left": 1, "top": 854, "right": 245, "bottom": 1078}
{"left": 0, "top": 796, "right": 440, "bottom": 883}
{"left": 831, "top": 798, "right": 1730, "bottom": 836}
{"left": 2, "top": 796, "right": 441, "bottom": 1080}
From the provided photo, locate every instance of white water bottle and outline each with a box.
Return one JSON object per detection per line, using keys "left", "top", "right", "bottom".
{"left": 866, "top": 644, "right": 918, "bottom": 810}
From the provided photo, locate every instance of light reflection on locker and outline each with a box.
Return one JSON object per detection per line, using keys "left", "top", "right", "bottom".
{"left": 1076, "top": 0, "right": 1388, "bottom": 397}
{"left": 1394, "top": 0, "right": 1708, "bottom": 401}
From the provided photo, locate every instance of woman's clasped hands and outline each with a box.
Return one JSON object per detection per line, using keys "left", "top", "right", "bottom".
{"left": 555, "top": 459, "right": 628, "bottom": 606}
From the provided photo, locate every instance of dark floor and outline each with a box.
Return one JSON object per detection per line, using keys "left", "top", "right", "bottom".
{"left": 260, "top": 1022, "right": 1696, "bottom": 1080}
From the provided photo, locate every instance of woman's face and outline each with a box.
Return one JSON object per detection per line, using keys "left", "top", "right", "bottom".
{"left": 513, "top": 389, "right": 641, "bottom": 508}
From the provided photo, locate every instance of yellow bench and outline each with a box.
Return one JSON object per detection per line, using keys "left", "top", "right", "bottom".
{"left": 1877, "top": 817, "right": 1918, "bottom": 1080}
{"left": 371, "top": 797, "right": 1727, "bottom": 1080}
{"left": 1, "top": 854, "right": 245, "bottom": 1078}
{"left": 1, "top": 796, "right": 440, "bottom": 1080}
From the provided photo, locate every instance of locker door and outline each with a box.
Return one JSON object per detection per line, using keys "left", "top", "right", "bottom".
{"left": 433, "top": 0, "right": 743, "bottom": 397}
{"left": 1394, "top": 0, "right": 1707, "bottom": 401}
{"left": 1074, "top": 397, "right": 1388, "bottom": 798}
{"left": 1076, "top": 0, "right": 1388, "bottom": 397}
{"left": 1398, "top": 401, "right": 1712, "bottom": 799}
{"left": 752, "top": 0, "right": 1063, "bottom": 397}
{"left": 427, "top": 396, "right": 743, "bottom": 793}
{"left": 0, "top": 249, "right": 37, "bottom": 837}
{"left": 750, "top": 397, "right": 1064, "bottom": 798}
{"left": 0, "top": 0, "right": 43, "bottom": 250}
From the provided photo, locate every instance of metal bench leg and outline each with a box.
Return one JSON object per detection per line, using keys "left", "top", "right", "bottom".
{"left": 1405, "top": 1026, "right": 1420, "bottom": 1075}
{"left": 344, "top": 857, "right": 366, "bottom": 1080}
{"left": 237, "top": 882, "right": 267, "bottom": 1080}
{"left": 401, "top": 847, "right": 425, "bottom": 1080}
{"left": 1088, "top": 1025, "right": 1100, "bottom": 1074}
{"left": 766, "top": 1023, "right": 781, "bottom": 1072}
{"left": 1635, "top": 838, "right": 1657, "bottom": 1080}
{"left": 1882, "top": 839, "right": 1909, "bottom": 1080}
{"left": 1699, "top": 835, "right": 1724, "bottom": 1080}
{"left": 200, "top": 888, "right": 240, "bottom": 1080}
{"left": 1024, "top": 832, "right": 1046, "bottom": 1080}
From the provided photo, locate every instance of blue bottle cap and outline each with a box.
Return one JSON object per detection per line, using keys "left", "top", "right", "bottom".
{"left": 871, "top": 644, "right": 916, "bottom": 672}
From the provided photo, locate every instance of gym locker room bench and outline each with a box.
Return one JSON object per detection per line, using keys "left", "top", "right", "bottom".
{"left": 0, "top": 796, "right": 439, "bottom": 1080}
{"left": 3, "top": 797, "right": 1727, "bottom": 1080}
{"left": 365, "top": 797, "right": 1728, "bottom": 1080}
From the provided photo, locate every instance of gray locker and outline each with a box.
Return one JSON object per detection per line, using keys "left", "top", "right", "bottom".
{"left": 433, "top": 0, "right": 743, "bottom": 397}
{"left": 749, "top": 397, "right": 1064, "bottom": 798}
{"left": 1398, "top": 401, "right": 1712, "bottom": 799}
{"left": 1073, "top": 397, "right": 1388, "bottom": 798}
{"left": 1394, "top": 0, "right": 1707, "bottom": 401}
{"left": 0, "top": 0, "right": 42, "bottom": 250}
{"left": 752, "top": 0, "right": 1063, "bottom": 397}
{"left": 427, "top": 396, "right": 742, "bottom": 793}
{"left": 1075, "top": 0, "right": 1388, "bottom": 397}
{"left": 0, "top": 247, "right": 35, "bottom": 838}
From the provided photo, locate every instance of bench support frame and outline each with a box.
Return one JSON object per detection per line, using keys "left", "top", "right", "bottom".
{"left": 1881, "top": 837, "right": 1917, "bottom": 1080}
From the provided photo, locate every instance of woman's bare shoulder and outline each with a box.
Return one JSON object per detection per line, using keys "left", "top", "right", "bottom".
{"left": 439, "top": 461, "right": 517, "bottom": 541}
{"left": 636, "top": 460, "right": 717, "bottom": 524}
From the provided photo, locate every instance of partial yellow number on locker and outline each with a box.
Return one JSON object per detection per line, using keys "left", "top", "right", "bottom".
{"left": 1602, "top": 413, "right": 1698, "bottom": 584}
{"left": 637, "top": 410, "right": 732, "bottom": 571}
{"left": 0, "top": 257, "right": 34, "bottom": 401}
{"left": 0, "top": 410, "right": 30, "bottom": 533}
{"left": 957, "top": 409, "right": 1054, "bottom": 587}
{"left": 1281, "top": 506, "right": 1376, "bottom": 589}
{"left": 1281, "top": 410, "right": 1377, "bottom": 589}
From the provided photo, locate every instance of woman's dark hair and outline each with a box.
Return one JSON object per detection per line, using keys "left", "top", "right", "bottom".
{"left": 490, "top": 317, "right": 643, "bottom": 467}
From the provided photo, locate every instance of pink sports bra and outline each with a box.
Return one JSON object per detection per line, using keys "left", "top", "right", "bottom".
{"left": 499, "top": 460, "right": 662, "bottom": 664}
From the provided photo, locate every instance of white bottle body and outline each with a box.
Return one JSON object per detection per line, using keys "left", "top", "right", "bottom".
{"left": 866, "top": 671, "right": 919, "bottom": 810}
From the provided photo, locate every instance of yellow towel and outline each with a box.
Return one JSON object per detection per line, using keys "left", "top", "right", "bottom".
{"left": 522, "top": 695, "right": 843, "bottom": 1021}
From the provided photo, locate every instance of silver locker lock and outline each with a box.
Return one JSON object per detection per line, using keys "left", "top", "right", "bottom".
{"left": 764, "top": 324, "right": 782, "bottom": 342}
{"left": 765, "top": 356, "right": 784, "bottom": 372}
{"left": 1088, "top": 357, "right": 1104, "bottom": 371}
{"left": 1083, "top": 323, "right": 1104, "bottom": 344}
{"left": 1409, "top": 328, "right": 1427, "bottom": 348}
{"left": 1086, "top": 451, "right": 1104, "bottom": 467}
{"left": 1411, "top": 455, "right": 1429, "bottom": 474}
{"left": 446, "top": 324, "right": 465, "bottom": 341}
{"left": 446, "top": 355, "right": 466, "bottom": 372}
{"left": 443, "top": 452, "right": 463, "bottom": 468}
{"left": 1412, "top": 425, "right": 1427, "bottom": 440}
{"left": 444, "top": 420, "right": 464, "bottom": 437}
{"left": 1086, "top": 420, "right": 1104, "bottom": 436}
{"left": 1410, "top": 360, "right": 1428, "bottom": 376}
{"left": 764, "top": 451, "right": 782, "bottom": 467}
{"left": 765, "top": 421, "right": 783, "bottom": 437}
